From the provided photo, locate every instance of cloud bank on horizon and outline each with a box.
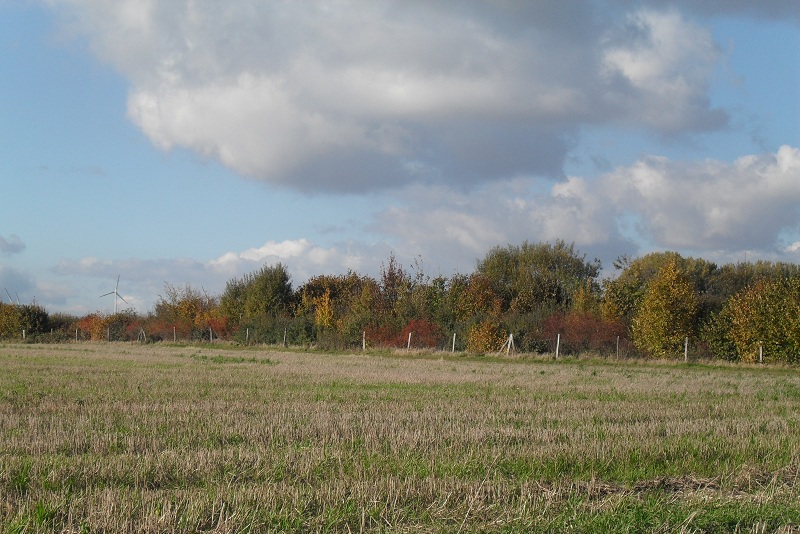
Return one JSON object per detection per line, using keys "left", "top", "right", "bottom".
{"left": 3, "top": 0, "right": 799, "bottom": 312}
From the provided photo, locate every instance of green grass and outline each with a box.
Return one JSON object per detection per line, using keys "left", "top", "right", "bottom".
{"left": 0, "top": 343, "right": 798, "bottom": 532}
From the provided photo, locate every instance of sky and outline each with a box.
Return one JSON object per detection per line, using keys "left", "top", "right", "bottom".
{"left": 1, "top": 0, "right": 799, "bottom": 315}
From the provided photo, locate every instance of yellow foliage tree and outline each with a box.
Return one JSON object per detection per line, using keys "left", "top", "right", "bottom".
{"left": 632, "top": 260, "right": 699, "bottom": 358}
{"left": 314, "top": 288, "right": 334, "bottom": 330}
{"left": 726, "top": 277, "right": 800, "bottom": 363}
{"left": 466, "top": 318, "right": 507, "bottom": 354}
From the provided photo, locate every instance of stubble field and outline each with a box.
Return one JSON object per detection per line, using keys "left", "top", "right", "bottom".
{"left": 0, "top": 342, "right": 798, "bottom": 532}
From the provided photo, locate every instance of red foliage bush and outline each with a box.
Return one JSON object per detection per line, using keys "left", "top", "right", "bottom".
{"left": 365, "top": 324, "right": 403, "bottom": 348}
{"left": 366, "top": 319, "right": 446, "bottom": 349}
{"left": 399, "top": 319, "right": 446, "bottom": 349}
{"left": 542, "top": 312, "right": 627, "bottom": 355}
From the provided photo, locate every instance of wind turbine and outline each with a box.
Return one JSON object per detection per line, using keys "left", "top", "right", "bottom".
{"left": 100, "top": 275, "right": 128, "bottom": 314}
{"left": 4, "top": 288, "right": 20, "bottom": 305}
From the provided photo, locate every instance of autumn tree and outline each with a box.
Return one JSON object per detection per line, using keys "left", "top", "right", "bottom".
{"left": 704, "top": 261, "right": 800, "bottom": 312}
{"left": 454, "top": 273, "right": 506, "bottom": 353}
{"left": 455, "top": 273, "right": 500, "bottom": 323}
{"left": 376, "top": 253, "right": 411, "bottom": 333}
{"left": 0, "top": 303, "right": 49, "bottom": 339}
{"left": 632, "top": 260, "right": 700, "bottom": 358}
{"left": 0, "top": 303, "right": 23, "bottom": 338}
{"left": 602, "top": 252, "right": 720, "bottom": 331}
{"left": 466, "top": 312, "right": 507, "bottom": 353}
{"left": 295, "top": 271, "right": 379, "bottom": 347}
{"left": 602, "top": 252, "right": 685, "bottom": 324}
{"left": 725, "top": 276, "right": 800, "bottom": 363}
{"left": 153, "top": 283, "right": 221, "bottom": 340}
{"left": 76, "top": 313, "right": 110, "bottom": 341}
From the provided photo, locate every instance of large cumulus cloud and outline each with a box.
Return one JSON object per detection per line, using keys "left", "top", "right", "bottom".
{"left": 52, "top": 0, "right": 727, "bottom": 192}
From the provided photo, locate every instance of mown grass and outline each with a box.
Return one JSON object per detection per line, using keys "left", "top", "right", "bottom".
{"left": 0, "top": 343, "right": 798, "bottom": 532}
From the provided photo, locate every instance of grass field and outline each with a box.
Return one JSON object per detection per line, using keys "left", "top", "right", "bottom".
{"left": 1, "top": 343, "right": 798, "bottom": 532}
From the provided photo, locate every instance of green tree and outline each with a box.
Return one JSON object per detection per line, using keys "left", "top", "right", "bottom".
{"left": 632, "top": 260, "right": 700, "bottom": 358}
{"left": 477, "top": 240, "right": 601, "bottom": 313}
{"left": 219, "top": 263, "right": 294, "bottom": 326}
{"left": 699, "top": 308, "right": 737, "bottom": 360}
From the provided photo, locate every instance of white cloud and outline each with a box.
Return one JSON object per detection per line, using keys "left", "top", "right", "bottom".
{"left": 206, "top": 238, "right": 371, "bottom": 285}
{"left": 605, "top": 145, "right": 800, "bottom": 251}
{"left": 623, "top": 0, "right": 800, "bottom": 22}
{"left": 371, "top": 177, "right": 630, "bottom": 276}
{"left": 601, "top": 8, "right": 725, "bottom": 132}
{"left": 51, "top": 1, "right": 727, "bottom": 192}
{"left": 372, "top": 145, "right": 800, "bottom": 274}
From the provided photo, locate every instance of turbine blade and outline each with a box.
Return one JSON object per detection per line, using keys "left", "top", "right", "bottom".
{"left": 100, "top": 292, "right": 114, "bottom": 297}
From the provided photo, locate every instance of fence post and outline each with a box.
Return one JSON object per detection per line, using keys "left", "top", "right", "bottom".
{"left": 362, "top": 331, "right": 366, "bottom": 351}
{"left": 452, "top": 332, "right": 456, "bottom": 353}
{"left": 759, "top": 341, "right": 763, "bottom": 363}
{"left": 616, "top": 336, "right": 620, "bottom": 359}
{"left": 555, "top": 333, "right": 561, "bottom": 358}
{"left": 407, "top": 332, "right": 412, "bottom": 351}
{"left": 684, "top": 336, "right": 689, "bottom": 363}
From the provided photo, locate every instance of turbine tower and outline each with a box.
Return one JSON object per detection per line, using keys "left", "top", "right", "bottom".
{"left": 100, "top": 275, "right": 128, "bottom": 314}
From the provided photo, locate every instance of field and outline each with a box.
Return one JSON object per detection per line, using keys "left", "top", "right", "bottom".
{"left": 1, "top": 343, "right": 799, "bottom": 533}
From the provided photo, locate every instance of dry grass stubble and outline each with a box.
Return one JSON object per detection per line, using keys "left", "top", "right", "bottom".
{"left": 1, "top": 343, "right": 798, "bottom": 531}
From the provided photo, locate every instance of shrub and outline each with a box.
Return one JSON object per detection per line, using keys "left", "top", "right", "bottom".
{"left": 466, "top": 318, "right": 507, "bottom": 354}
{"left": 542, "top": 312, "right": 627, "bottom": 356}
{"left": 398, "top": 319, "right": 446, "bottom": 349}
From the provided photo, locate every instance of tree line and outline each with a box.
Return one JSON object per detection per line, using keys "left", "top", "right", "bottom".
{"left": 2, "top": 240, "right": 799, "bottom": 362}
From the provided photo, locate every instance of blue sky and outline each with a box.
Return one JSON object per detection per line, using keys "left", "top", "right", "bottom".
{"left": 1, "top": 1, "right": 798, "bottom": 315}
